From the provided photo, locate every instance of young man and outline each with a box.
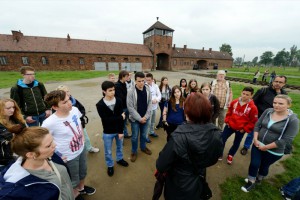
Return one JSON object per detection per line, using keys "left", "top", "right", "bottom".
{"left": 240, "top": 75, "right": 288, "bottom": 155}
{"left": 108, "top": 73, "right": 116, "bottom": 83}
{"left": 96, "top": 81, "right": 129, "bottom": 177}
{"left": 42, "top": 90, "right": 95, "bottom": 200}
{"left": 10, "top": 66, "right": 51, "bottom": 126}
{"left": 145, "top": 73, "right": 161, "bottom": 140}
{"left": 127, "top": 72, "right": 152, "bottom": 162}
{"left": 115, "top": 70, "right": 131, "bottom": 138}
{"left": 211, "top": 70, "right": 233, "bottom": 130}
{"left": 221, "top": 87, "right": 258, "bottom": 164}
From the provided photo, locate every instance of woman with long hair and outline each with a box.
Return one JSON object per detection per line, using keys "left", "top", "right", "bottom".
{"left": 0, "top": 98, "right": 26, "bottom": 168}
{"left": 185, "top": 79, "right": 199, "bottom": 97}
{"left": 200, "top": 82, "right": 220, "bottom": 124}
{"left": 156, "top": 93, "right": 223, "bottom": 200}
{"left": 241, "top": 95, "right": 299, "bottom": 192}
{"left": 0, "top": 126, "right": 74, "bottom": 199}
{"left": 179, "top": 78, "right": 188, "bottom": 98}
{"left": 156, "top": 77, "right": 172, "bottom": 129}
{"left": 162, "top": 85, "right": 185, "bottom": 141}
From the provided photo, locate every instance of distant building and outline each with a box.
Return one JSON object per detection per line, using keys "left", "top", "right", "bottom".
{"left": 0, "top": 21, "right": 233, "bottom": 71}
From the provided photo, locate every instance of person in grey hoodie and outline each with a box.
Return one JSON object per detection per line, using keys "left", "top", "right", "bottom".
{"left": 242, "top": 94, "right": 299, "bottom": 192}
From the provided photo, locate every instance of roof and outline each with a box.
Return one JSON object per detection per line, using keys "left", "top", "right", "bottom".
{"left": 143, "top": 21, "right": 174, "bottom": 34}
{"left": 172, "top": 47, "right": 233, "bottom": 60}
{"left": 0, "top": 34, "right": 153, "bottom": 57}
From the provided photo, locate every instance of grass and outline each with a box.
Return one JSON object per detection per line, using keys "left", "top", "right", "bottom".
{"left": 221, "top": 82, "right": 300, "bottom": 200}
{"left": 0, "top": 71, "right": 118, "bottom": 89}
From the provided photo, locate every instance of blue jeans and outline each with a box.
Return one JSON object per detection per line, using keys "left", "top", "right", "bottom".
{"left": 123, "top": 108, "right": 129, "bottom": 137}
{"left": 243, "top": 130, "right": 254, "bottom": 149}
{"left": 282, "top": 177, "right": 300, "bottom": 198}
{"left": 83, "top": 128, "right": 92, "bottom": 151}
{"left": 148, "top": 109, "right": 156, "bottom": 135}
{"left": 102, "top": 133, "right": 123, "bottom": 167}
{"left": 27, "top": 112, "right": 46, "bottom": 127}
{"left": 131, "top": 119, "right": 149, "bottom": 153}
{"left": 248, "top": 146, "right": 282, "bottom": 181}
{"left": 221, "top": 125, "right": 245, "bottom": 156}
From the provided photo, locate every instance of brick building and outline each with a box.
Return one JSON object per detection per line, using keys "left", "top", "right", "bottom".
{"left": 0, "top": 21, "right": 233, "bottom": 71}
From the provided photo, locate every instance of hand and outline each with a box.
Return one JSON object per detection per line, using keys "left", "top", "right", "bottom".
{"left": 118, "top": 134, "right": 124, "bottom": 140}
{"left": 61, "top": 156, "right": 68, "bottom": 163}
{"left": 253, "top": 139, "right": 260, "bottom": 147}
{"left": 258, "top": 145, "right": 268, "bottom": 151}
{"left": 152, "top": 99, "right": 157, "bottom": 104}
{"left": 140, "top": 117, "right": 147, "bottom": 124}
{"left": 239, "top": 129, "right": 245, "bottom": 133}
{"left": 121, "top": 112, "right": 125, "bottom": 120}
{"left": 163, "top": 121, "right": 169, "bottom": 126}
{"left": 45, "top": 110, "right": 52, "bottom": 118}
{"left": 26, "top": 116, "right": 36, "bottom": 123}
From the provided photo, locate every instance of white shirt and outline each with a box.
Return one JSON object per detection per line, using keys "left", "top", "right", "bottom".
{"left": 42, "top": 107, "right": 84, "bottom": 161}
{"left": 146, "top": 82, "right": 161, "bottom": 110}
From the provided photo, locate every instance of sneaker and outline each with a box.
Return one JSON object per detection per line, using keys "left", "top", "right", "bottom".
{"left": 279, "top": 187, "right": 292, "bottom": 200}
{"left": 244, "top": 178, "right": 261, "bottom": 185}
{"left": 107, "top": 167, "right": 114, "bottom": 177}
{"left": 124, "top": 135, "right": 132, "bottom": 139}
{"left": 218, "top": 156, "right": 223, "bottom": 161}
{"left": 146, "top": 138, "right": 152, "bottom": 143}
{"left": 117, "top": 159, "right": 129, "bottom": 167}
{"left": 75, "top": 194, "right": 85, "bottom": 200}
{"left": 79, "top": 185, "right": 96, "bottom": 195}
{"left": 130, "top": 153, "right": 137, "bottom": 162}
{"left": 149, "top": 133, "right": 158, "bottom": 137}
{"left": 227, "top": 155, "right": 233, "bottom": 165}
{"left": 88, "top": 147, "right": 100, "bottom": 153}
{"left": 240, "top": 147, "right": 248, "bottom": 155}
{"left": 241, "top": 181, "right": 256, "bottom": 192}
{"left": 141, "top": 147, "right": 152, "bottom": 155}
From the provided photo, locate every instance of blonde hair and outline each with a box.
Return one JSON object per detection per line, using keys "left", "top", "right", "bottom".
{"left": 275, "top": 94, "right": 292, "bottom": 106}
{"left": 0, "top": 98, "right": 25, "bottom": 129}
{"left": 56, "top": 85, "right": 69, "bottom": 92}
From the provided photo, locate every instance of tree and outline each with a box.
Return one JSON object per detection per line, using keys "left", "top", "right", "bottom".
{"left": 220, "top": 44, "right": 233, "bottom": 56}
{"left": 234, "top": 57, "right": 243, "bottom": 66}
{"left": 273, "top": 49, "right": 290, "bottom": 66}
{"left": 290, "top": 45, "right": 298, "bottom": 66}
{"left": 260, "top": 51, "right": 274, "bottom": 66}
{"left": 252, "top": 56, "right": 258, "bottom": 66}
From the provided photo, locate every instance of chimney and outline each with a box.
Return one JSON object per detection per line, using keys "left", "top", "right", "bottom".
{"left": 209, "top": 48, "right": 212, "bottom": 52}
{"left": 183, "top": 45, "right": 187, "bottom": 51}
{"left": 202, "top": 47, "right": 204, "bottom": 52}
{"left": 173, "top": 44, "right": 176, "bottom": 49}
{"left": 67, "top": 34, "right": 71, "bottom": 41}
{"left": 11, "top": 30, "right": 23, "bottom": 42}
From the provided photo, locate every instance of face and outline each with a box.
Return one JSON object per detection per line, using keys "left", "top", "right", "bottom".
{"left": 181, "top": 80, "right": 186, "bottom": 87}
{"left": 190, "top": 81, "right": 197, "bottom": 88}
{"left": 162, "top": 78, "right": 168, "bottom": 85}
{"left": 109, "top": 76, "right": 115, "bottom": 83}
{"left": 174, "top": 88, "right": 182, "bottom": 99}
{"left": 136, "top": 77, "right": 145, "bottom": 90}
{"left": 217, "top": 74, "right": 225, "bottom": 81}
{"left": 36, "top": 134, "right": 56, "bottom": 159}
{"left": 240, "top": 91, "right": 253, "bottom": 102}
{"left": 22, "top": 70, "right": 35, "bottom": 83}
{"left": 104, "top": 87, "right": 115, "bottom": 98}
{"left": 201, "top": 86, "right": 211, "bottom": 96}
{"left": 272, "top": 77, "right": 286, "bottom": 90}
{"left": 146, "top": 77, "right": 153, "bottom": 86}
{"left": 3, "top": 101, "right": 15, "bottom": 118}
{"left": 55, "top": 94, "right": 72, "bottom": 113}
{"left": 273, "top": 97, "right": 290, "bottom": 112}
{"left": 122, "top": 75, "right": 129, "bottom": 82}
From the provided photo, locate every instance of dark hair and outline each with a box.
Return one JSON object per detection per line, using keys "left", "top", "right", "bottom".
{"left": 274, "top": 75, "right": 287, "bottom": 83}
{"left": 11, "top": 127, "right": 49, "bottom": 158}
{"left": 243, "top": 86, "right": 254, "bottom": 94}
{"left": 187, "top": 79, "right": 199, "bottom": 93}
{"left": 134, "top": 72, "right": 145, "bottom": 80}
{"left": 159, "top": 76, "right": 169, "bottom": 91}
{"left": 44, "top": 90, "right": 67, "bottom": 107}
{"left": 184, "top": 93, "right": 211, "bottom": 124}
{"left": 179, "top": 78, "right": 187, "bottom": 87}
{"left": 169, "top": 85, "right": 185, "bottom": 111}
{"left": 102, "top": 81, "right": 115, "bottom": 92}
{"left": 20, "top": 66, "right": 35, "bottom": 74}
{"left": 200, "top": 82, "right": 212, "bottom": 91}
{"left": 118, "top": 70, "right": 129, "bottom": 80}
{"left": 145, "top": 73, "right": 153, "bottom": 79}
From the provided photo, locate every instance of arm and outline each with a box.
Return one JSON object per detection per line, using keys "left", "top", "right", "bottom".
{"left": 10, "top": 86, "right": 22, "bottom": 111}
{"left": 126, "top": 90, "right": 142, "bottom": 122}
{"left": 224, "top": 101, "right": 234, "bottom": 124}
{"left": 212, "top": 95, "right": 220, "bottom": 121}
{"left": 96, "top": 104, "right": 123, "bottom": 126}
{"left": 243, "top": 105, "right": 258, "bottom": 133}
{"left": 156, "top": 138, "right": 177, "bottom": 173}
{"left": 274, "top": 117, "right": 299, "bottom": 150}
{"left": 254, "top": 109, "right": 270, "bottom": 133}
{"left": 155, "top": 85, "right": 162, "bottom": 102}
{"left": 143, "top": 87, "right": 153, "bottom": 120}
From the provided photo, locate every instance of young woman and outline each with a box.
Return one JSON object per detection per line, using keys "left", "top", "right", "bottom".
{"left": 162, "top": 85, "right": 185, "bottom": 141}
{"left": 0, "top": 127, "right": 74, "bottom": 200}
{"left": 156, "top": 93, "right": 223, "bottom": 200}
{"left": 185, "top": 79, "right": 199, "bottom": 97}
{"left": 200, "top": 82, "right": 220, "bottom": 124}
{"left": 0, "top": 99, "right": 26, "bottom": 168}
{"left": 242, "top": 95, "right": 299, "bottom": 192}
{"left": 156, "top": 77, "right": 172, "bottom": 129}
{"left": 179, "top": 78, "right": 188, "bottom": 98}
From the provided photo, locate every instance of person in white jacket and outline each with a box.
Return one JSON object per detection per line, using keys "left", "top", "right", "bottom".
{"left": 145, "top": 73, "right": 161, "bottom": 140}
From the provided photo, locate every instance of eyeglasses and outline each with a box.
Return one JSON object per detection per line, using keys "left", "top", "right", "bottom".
{"left": 24, "top": 73, "right": 36, "bottom": 76}
{"left": 273, "top": 81, "right": 285, "bottom": 84}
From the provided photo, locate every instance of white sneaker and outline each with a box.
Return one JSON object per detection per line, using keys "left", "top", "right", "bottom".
{"left": 88, "top": 147, "right": 100, "bottom": 153}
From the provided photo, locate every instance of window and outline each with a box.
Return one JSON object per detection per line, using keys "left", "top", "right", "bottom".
{"left": 173, "top": 59, "right": 177, "bottom": 66}
{"left": 110, "top": 57, "right": 116, "bottom": 62}
{"left": 0, "top": 56, "right": 7, "bottom": 65}
{"left": 123, "top": 58, "right": 129, "bottom": 62}
{"left": 59, "top": 60, "right": 63, "bottom": 65}
{"left": 135, "top": 58, "right": 140, "bottom": 62}
{"left": 41, "top": 56, "right": 48, "bottom": 65}
{"left": 22, "top": 57, "right": 29, "bottom": 65}
{"left": 79, "top": 58, "right": 85, "bottom": 65}
{"left": 98, "top": 57, "right": 102, "bottom": 61}
{"left": 67, "top": 60, "right": 71, "bottom": 65}
{"left": 191, "top": 60, "right": 194, "bottom": 65}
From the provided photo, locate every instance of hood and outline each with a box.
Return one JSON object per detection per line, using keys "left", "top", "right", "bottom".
{"left": 3, "top": 157, "right": 30, "bottom": 183}
{"left": 17, "top": 79, "right": 39, "bottom": 88}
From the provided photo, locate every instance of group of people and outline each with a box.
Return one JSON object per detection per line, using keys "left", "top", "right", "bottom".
{"left": 0, "top": 66, "right": 299, "bottom": 200}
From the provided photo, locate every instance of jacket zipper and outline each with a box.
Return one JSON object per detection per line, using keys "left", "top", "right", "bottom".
{"left": 30, "top": 88, "right": 40, "bottom": 115}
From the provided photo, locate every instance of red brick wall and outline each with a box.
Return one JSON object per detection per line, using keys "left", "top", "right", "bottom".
{"left": 170, "top": 58, "right": 233, "bottom": 70}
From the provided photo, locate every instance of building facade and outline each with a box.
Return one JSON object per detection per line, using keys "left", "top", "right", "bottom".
{"left": 0, "top": 21, "right": 233, "bottom": 71}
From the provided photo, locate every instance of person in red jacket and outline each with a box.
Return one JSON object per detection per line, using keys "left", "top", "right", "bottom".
{"left": 221, "top": 86, "right": 258, "bottom": 165}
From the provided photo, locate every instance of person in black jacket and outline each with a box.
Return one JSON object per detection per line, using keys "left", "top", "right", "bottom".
{"left": 96, "top": 81, "right": 129, "bottom": 177}
{"left": 156, "top": 93, "right": 223, "bottom": 200}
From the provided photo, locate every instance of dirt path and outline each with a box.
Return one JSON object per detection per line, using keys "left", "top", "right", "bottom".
{"left": 0, "top": 71, "right": 287, "bottom": 200}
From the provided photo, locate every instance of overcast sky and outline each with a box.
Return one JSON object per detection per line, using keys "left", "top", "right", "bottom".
{"left": 1, "top": 0, "right": 299, "bottom": 61}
